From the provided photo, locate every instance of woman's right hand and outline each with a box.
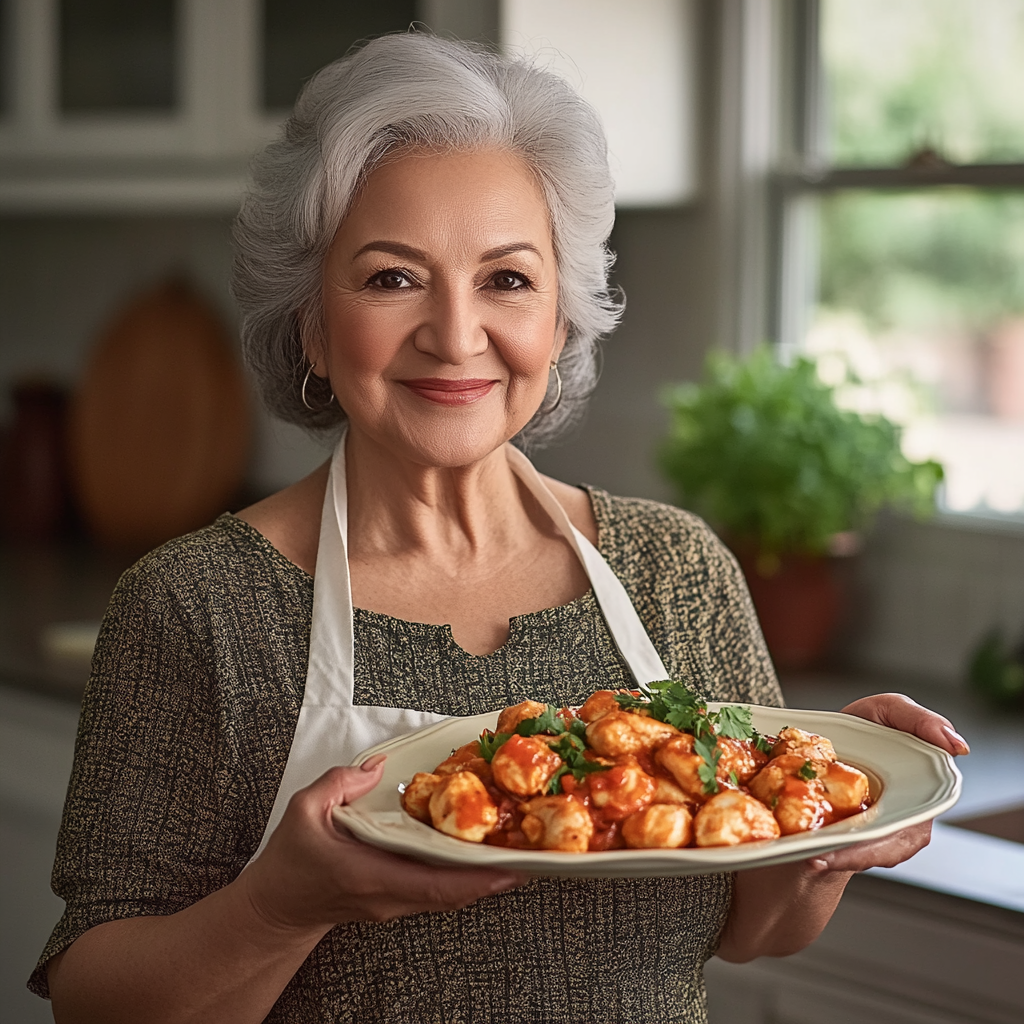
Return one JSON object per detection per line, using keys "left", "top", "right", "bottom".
{"left": 240, "top": 757, "right": 526, "bottom": 932}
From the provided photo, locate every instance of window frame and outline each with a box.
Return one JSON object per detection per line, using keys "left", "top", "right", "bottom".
{"left": 770, "top": 0, "right": 1024, "bottom": 526}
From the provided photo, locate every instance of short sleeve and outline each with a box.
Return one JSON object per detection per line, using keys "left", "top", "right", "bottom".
{"left": 29, "top": 557, "right": 244, "bottom": 997}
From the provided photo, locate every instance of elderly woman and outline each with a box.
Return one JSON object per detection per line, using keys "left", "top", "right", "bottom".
{"left": 34, "top": 32, "right": 967, "bottom": 1024}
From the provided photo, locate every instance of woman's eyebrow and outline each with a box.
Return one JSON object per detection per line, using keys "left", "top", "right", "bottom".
{"left": 480, "top": 242, "right": 544, "bottom": 262}
{"left": 352, "top": 240, "right": 427, "bottom": 261}
{"left": 351, "top": 241, "right": 545, "bottom": 262}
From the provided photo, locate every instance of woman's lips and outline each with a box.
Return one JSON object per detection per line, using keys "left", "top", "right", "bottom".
{"left": 400, "top": 378, "right": 498, "bottom": 405}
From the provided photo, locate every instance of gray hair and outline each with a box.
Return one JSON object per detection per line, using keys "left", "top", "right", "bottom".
{"left": 232, "top": 31, "right": 622, "bottom": 449}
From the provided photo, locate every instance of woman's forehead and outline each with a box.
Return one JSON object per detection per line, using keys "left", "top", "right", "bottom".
{"left": 331, "top": 148, "right": 555, "bottom": 262}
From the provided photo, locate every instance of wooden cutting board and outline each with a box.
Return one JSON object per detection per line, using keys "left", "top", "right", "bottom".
{"left": 69, "top": 279, "right": 251, "bottom": 550}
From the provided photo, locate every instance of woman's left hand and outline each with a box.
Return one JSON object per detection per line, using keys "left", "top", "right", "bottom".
{"left": 718, "top": 692, "right": 969, "bottom": 961}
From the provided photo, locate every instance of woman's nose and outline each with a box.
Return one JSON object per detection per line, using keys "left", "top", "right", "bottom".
{"left": 414, "top": 285, "right": 488, "bottom": 364}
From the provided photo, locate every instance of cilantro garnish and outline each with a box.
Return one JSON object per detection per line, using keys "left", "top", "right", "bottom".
{"left": 546, "top": 734, "right": 610, "bottom": 794}
{"left": 753, "top": 732, "right": 774, "bottom": 756}
{"left": 514, "top": 705, "right": 564, "bottom": 737}
{"left": 615, "top": 680, "right": 710, "bottom": 735}
{"left": 714, "top": 705, "right": 754, "bottom": 740}
{"left": 477, "top": 731, "right": 512, "bottom": 763}
{"left": 728, "top": 770, "right": 740, "bottom": 787}
{"left": 482, "top": 706, "right": 609, "bottom": 793}
{"left": 798, "top": 760, "right": 818, "bottom": 781}
{"left": 693, "top": 733, "right": 722, "bottom": 795}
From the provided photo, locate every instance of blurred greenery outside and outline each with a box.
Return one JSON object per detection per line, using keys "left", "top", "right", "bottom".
{"left": 808, "top": 0, "right": 1024, "bottom": 514}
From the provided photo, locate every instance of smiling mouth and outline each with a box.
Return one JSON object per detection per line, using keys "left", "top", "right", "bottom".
{"left": 400, "top": 378, "right": 498, "bottom": 405}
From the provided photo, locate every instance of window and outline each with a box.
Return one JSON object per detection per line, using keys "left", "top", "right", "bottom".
{"left": 778, "top": 0, "right": 1024, "bottom": 518}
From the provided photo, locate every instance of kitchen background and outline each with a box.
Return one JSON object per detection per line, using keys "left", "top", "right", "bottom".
{"left": 1, "top": 2, "right": 1023, "bottom": 1023}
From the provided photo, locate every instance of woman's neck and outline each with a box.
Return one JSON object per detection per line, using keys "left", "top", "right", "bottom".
{"left": 344, "top": 427, "right": 539, "bottom": 564}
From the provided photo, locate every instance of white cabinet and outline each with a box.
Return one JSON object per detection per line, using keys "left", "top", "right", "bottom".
{"left": 0, "top": 0, "right": 695, "bottom": 213}
{"left": 0, "top": 0, "right": 462, "bottom": 213}
{"left": 0, "top": 0, "right": 277, "bottom": 211}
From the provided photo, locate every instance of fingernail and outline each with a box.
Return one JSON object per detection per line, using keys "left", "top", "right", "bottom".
{"left": 809, "top": 858, "right": 829, "bottom": 872}
{"left": 360, "top": 753, "right": 387, "bottom": 771}
{"left": 942, "top": 726, "right": 970, "bottom": 755}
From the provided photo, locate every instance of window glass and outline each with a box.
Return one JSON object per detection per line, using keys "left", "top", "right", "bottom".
{"left": 60, "top": 0, "right": 176, "bottom": 113}
{"left": 262, "top": 0, "right": 416, "bottom": 111}
{"left": 823, "top": 0, "right": 1024, "bottom": 166}
{"left": 807, "top": 190, "right": 1024, "bottom": 515}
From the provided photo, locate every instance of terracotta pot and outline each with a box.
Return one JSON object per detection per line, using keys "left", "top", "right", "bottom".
{"left": 732, "top": 547, "right": 843, "bottom": 671}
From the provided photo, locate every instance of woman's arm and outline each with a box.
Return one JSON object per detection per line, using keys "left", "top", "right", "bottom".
{"left": 716, "top": 694, "right": 969, "bottom": 963}
{"left": 48, "top": 759, "right": 523, "bottom": 1024}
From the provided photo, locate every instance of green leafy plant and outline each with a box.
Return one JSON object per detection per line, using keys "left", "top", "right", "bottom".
{"left": 968, "top": 629, "right": 1024, "bottom": 709}
{"left": 658, "top": 348, "right": 943, "bottom": 555}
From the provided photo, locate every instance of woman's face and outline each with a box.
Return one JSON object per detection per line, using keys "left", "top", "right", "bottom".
{"left": 313, "top": 148, "right": 566, "bottom": 468}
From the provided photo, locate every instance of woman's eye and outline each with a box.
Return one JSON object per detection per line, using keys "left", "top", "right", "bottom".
{"left": 370, "top": 269, "right": 412, "bottom": 289}
{"left": 491, "top": 271, "right": 528, "bottom": 291}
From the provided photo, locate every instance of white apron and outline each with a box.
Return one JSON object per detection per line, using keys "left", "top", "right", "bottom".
{"left": 252, "top": 433, "right": 669, "bottom": 859}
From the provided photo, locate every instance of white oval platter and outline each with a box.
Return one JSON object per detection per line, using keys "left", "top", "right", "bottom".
{"left": 333, "top": 703, "right": 962, "bottom": 877}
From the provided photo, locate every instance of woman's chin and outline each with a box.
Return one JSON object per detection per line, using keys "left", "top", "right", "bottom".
{"left": 354, "top": 414, "right": 529, "bottom": 471}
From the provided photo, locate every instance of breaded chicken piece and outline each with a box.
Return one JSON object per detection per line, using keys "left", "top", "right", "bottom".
{"left": 520, "top": 795, "right": 594, "bottom": 852}
{"left": 588, "top": 759, "right": 656, "bottom": 821}
{"left": 491, "top": 734, "right": 564, "bottom": 797}
{"left": 585, "top": 711, "right": 680, "bottom": 758}
{"left": 622, "top": 804, "right": 693, "bottom": 849}
{"left": 819, "top": 760, "right": 870, "bottom": 814}
{"left": 578, "top": 690, "right": 626, "bottom": 724}
{"left": 693, "top": 790, "right": 781, "bottom": 847}
{"left": 771, "top": 726, "right": 836, "bottom": 764}
{"left": 495, "top": 700, "right": 549, "bottom": 735}
{"left": 428, "top": 772, "right": 498, "bottom": 843}
{"left": 400, "top": 772, "right": 442, "bottom": 823}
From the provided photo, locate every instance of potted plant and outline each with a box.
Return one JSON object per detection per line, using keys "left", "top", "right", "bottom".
{"left": 658, "top": 347, "right": 942, "bottom": 670}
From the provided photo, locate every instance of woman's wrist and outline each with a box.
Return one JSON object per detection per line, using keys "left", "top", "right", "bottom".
{"left": 717, "top": 859, "right": 854, "bottom": 962}
{"left": 230, "top": 865, "right": 334, "bottom": 952}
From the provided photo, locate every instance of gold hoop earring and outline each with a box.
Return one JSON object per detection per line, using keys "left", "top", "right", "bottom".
{"left": 301, "top": 363, "right": 335, "bottom": 411}
{"left": 548, "top": 361, "right": 563, "bottom": 412}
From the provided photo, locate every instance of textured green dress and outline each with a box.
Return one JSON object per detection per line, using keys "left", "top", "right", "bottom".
{"left": 31, "top": 489, "right": 782, "bottom": 1023}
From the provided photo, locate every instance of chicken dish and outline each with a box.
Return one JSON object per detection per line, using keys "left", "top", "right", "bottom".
{"left": 400, "top": 684, "right": 872, "bottom": 851}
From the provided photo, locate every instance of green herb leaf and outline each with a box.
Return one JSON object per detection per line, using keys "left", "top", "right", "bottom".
{"left": 712, "top": 705, "right": 754, "bottom": 740}
{"left": 514, "top": 705, "right": 565, "bottom": 737}
{"left": 477, "top": 731, "right": 512, "bottom": 763}
{"left": 693, "top": 733, "right": 722, "bottom": 795}
{"left": 547, "top": 734, "right": 611, "bottom": 791}
{"left": 729, "top": 770, "right": 740, "bottom": 787}
{"left": 547, "top": 763, "right": 571, "bottom": 794}
{"left": 798, "top": 760, "right": 818, "bottom": 781}
{"left": 753, "top": 732, "right": 774, "bottom": 756}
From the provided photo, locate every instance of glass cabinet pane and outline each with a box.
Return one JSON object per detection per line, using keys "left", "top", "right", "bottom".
{"left": 823, "top": 0, "right": 1024, "bottom": 166}
{"left": 262, "top": 0, "right": 416, "bottom": 110}
{"left": 60, "top": 0, "right": 177, "bottom": 113}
